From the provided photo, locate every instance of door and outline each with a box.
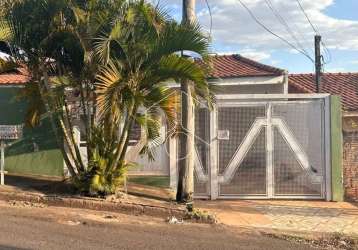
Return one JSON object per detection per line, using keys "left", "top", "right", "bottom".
{"left": 214, "top": 100, "right": 326, "bottom": 199}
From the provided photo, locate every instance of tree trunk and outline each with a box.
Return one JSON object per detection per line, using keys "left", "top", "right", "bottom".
{"left": 39, "top": 66, "right": 78, "bottom": 179}
{"left": 111, "top": 104, "right": 136, "bottom": 171}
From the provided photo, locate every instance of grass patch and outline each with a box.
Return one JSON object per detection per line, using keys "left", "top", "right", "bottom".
{"left": 128, "top": 176, "right": 170, "bottom": 188}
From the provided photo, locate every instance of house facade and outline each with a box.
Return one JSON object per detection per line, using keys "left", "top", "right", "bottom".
{"left": 0, "top": 54, "right": 343, "bottom": 201}
{"left": 0, "top": 68, "right": 64, "bottom": 177}
{"left": 130, "top": 55, "right": 342, "bottom": 201}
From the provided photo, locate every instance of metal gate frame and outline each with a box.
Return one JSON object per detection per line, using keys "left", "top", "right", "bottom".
{"left": 192, "top": 94, "right": 332, "bottom": 201}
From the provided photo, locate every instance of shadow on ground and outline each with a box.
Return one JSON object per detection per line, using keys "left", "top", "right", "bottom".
{"left": 3, "top": 174, "right": 174, "bottom": 201}
{"left": 4, "top": 174, "right": 75, "bottom": 195}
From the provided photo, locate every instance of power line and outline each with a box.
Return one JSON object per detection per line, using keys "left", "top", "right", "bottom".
{"left": 263, "top": 0, "right": 312, "bottom": 60}
{"left": 235, "top": 0, "right": 314, "bottom": 63}
{"left": 321, "top": 40, "right": 332, "bottom": 64}
{"left": 295, "top": 0, "right": 332, "bottom": 64}
{"left": 295, "top": 0, "right": 319, "bottom": 34}
{"left": 204, "top": 0, "right": 213, "bottom": 39}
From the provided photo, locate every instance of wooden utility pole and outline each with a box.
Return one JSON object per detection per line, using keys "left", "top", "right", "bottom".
{"left": 176, "top": 0, "right": 196, "bottom": 202}
{"left": 315, "top": 35, "right": 322, "bottom": 93}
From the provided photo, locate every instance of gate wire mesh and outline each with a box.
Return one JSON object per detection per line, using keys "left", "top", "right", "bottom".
{"left": 191, "top": 99, "right": 327, "bottom": 199}
{"left": 218, "top": 106, "right": 267, "bottom": 195}
{"left": 194, "top": 107, "right": 210, "bottom": 196}
{"left": 273, "top": 128, "right": 322, "bottom": 195}
{"left": 272, "top": 102, "right": 324, "bottom": 196}
{"left": 220, "top": 128, "right": 267, "bottom": 195}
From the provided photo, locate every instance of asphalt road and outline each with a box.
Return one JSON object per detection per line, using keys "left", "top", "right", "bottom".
{"left": 0, "top": 201, "right": 314, "bottom": 250}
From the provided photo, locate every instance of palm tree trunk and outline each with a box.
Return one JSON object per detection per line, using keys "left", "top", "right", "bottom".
{"left": 39, "top": 65, "right": 78, "bottom": 179}
{"left": 61, "top": 104, "right": 85, "bottom": 172}
{"left": 63, "top": 101, "right": 85, "bottom": 172}
{"left": 78, "top": 83, "right": 93, "bottom": 162}
{"left": 111, "top": 104, "right": 136, "bottom": 171}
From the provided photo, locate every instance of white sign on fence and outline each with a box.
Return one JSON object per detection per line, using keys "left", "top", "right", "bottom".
{"left": 0, "top": 124, "right": 23, "bottom": 185}
{"left": 0, "top": 125, "right": 23, "bottom": 140}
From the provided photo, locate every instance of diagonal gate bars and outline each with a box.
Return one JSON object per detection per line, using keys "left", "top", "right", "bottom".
{"left": 193, "top": 94, "right": 331, "bottom": 200}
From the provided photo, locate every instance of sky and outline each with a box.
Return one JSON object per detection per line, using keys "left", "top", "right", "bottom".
{"left": 154, "top": 0, "right": 358, "bottom": 73}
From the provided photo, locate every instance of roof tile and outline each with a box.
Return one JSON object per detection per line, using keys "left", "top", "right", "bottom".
{"left": 199, "top": 54, "right": 285, "bottom": 78}
{"left": 289, "top": 73, "right": 358, "bottom": 111}
{"left": 0, "top": 68, "right": 30, "bottom": 85}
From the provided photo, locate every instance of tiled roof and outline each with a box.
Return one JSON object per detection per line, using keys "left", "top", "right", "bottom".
{"left": 0, "top": 54, "right": 284, "bottom": 85}
{"left": 288, "top": 73, "right": 358, "bottom": 111}
{"left": 0, "top": 68, "right": 30, "bottom": 85}
{"left": 199, "top": 54, "right": 285, "bottom": 78}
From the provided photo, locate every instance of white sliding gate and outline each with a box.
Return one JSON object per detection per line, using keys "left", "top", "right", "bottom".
{"left": 193, "top": 94, "right": 331, "bottom": 200}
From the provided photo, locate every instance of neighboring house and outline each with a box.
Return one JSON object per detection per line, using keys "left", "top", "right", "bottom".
{"left": 0, "top": 69, "right": 64, "bottom": 177}
{"left": 289, "top": 73, "right": 358, "bottom": 201}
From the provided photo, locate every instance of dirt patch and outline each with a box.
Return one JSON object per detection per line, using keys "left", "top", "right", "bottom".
{"left": 264, "top": 232, "right": 358, "bottom": 250}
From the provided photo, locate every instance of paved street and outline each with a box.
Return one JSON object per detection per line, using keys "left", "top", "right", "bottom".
{"left": 0, "top": 201, "right": 315, "bottom": 250}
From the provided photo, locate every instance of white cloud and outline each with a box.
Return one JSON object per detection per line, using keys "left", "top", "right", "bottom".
{"left": 270, "top": 59, "right": 280, "bottom": 65}
{"left": 325, "top": 67, "right": 347, "bottom": 73}
{"left": 195, "top": 0, "right": 358, "bottom": 54}
{"left": 239, "top": 49, "right": 271, "bottom": 61}
{"left": 214, "top": 49, "right": 271, "bottom": 62}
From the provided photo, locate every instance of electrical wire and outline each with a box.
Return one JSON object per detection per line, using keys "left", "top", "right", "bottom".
{"left": 321, "top": 40, "right": 332, "bottom": 64}
{"left": 295, "top": 0, "right": 332, "bottom": 64}
{"left": 263, "top": 0, "right": 312, "bottom": 60}
{"left": 295, "top": 0, "right": 318, "bottom": 34}
{"left": 235, "top": 0, "right": 314, "bottom": 63}
{"left": 204, "top": 0, "right": 213, "bottom": 39}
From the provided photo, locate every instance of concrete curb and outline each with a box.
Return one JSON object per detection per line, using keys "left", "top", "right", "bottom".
{"left": 0, "top": 191, "right": 186, "bottom": 219}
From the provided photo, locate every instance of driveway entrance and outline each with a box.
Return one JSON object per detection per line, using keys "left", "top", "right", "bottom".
{"left": 193, "top": 94, "right": 332, "bottom": 200}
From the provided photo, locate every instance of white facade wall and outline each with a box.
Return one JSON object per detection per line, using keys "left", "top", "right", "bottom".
{"left": 128, "top": 74, "right": 287, "bottom": 177}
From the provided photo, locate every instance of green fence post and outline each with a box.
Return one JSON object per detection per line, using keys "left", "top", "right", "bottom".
{"left": 330, "top": 95, "right": 344, "bottom": 201}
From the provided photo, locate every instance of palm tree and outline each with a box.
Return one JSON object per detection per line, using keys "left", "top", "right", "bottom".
{"left": 0, "top": 0, "right": 211, "bottom": 195}
{"left": 94, "top": 1, "right": 212, "bottom": 195}
{"left": 0, "top": 0, "right": 124, "bottom": 184}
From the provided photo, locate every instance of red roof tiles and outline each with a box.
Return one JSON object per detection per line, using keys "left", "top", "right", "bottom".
{"left": 1, "top": 54, "right": 284, "bottom": 85}
{"left": 0, "top": 73, "right": 29, "bottom": 85}
{"left": 0, "top": 68, "right": 30, "bottom": 85}
{"left": 200, "top": 54, "right": 285, "bottom": 78}
{"left": 289, "top": 73, "right": 358, "bottom": 111}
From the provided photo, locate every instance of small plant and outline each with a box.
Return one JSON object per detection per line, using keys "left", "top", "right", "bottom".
{"left": 184, "top": 204, "right": 216, "bottom": 224}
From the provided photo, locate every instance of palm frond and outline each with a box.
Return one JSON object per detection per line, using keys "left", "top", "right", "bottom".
{"left": 95, "top": 60, "right": 126, "bottom": 123}
{"left": 94, "top": 20, "right": 123, "bottom": 64}
{"left": 0, "top": 19, "right": 12, "bottom": 42}
{"left": 16, "top": 81, "right": 44, "bottom": 128}
{"left": 0, "top": 58, "right": 17, "bottom": 73}
{"left": 147, "top": 21, "right": 209, "bottom": 66}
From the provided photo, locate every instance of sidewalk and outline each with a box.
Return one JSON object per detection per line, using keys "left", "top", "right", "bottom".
{"left": 0, "top": 174, "right": 184, "bottom": 219}
{"left": 2, "top": 174, "right": 174, "bottom": 201}
{"left": 4, "top": 174, "right": 358, "bottom": 237}
{"left": 196, "top": 200, "right": 358, "bottom": 236}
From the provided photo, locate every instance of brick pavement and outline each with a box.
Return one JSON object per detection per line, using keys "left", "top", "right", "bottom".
{"left": 196, "top": 200, "right": 358, "bottom": 236}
